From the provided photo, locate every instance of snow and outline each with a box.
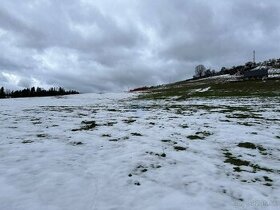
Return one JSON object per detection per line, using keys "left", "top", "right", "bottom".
{"left": 194, "top": 74, "right": 240, "bottom": 82}
{"left": 194, "top": 87, "right": 211, "bottom": 93}
{"left": 0, "top": 93, "right": 280, "bottom": 210}
{"left": 268, "top": 69, "right": 280, "bottom": 78}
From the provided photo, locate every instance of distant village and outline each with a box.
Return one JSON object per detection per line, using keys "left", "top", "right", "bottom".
{"left": 193, "top": 57, "right": 280, "bottom": 80}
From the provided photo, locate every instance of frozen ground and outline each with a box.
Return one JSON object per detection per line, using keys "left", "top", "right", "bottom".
{"left": 0, "top": 93, "right": 279, "bottom": 210}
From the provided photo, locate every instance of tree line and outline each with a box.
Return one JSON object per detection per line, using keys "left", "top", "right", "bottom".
{"left": 0, "top": 86, "right": 79, "bottom": 99}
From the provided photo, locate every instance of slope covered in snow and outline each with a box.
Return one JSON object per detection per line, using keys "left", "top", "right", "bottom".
{"left": 0, "top": 93, "right": 280, "bottom": 210}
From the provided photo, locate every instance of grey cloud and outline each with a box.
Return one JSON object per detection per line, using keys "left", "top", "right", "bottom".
{"left": 17, "top": 77, "right": 33, "bottom": 88}
{"left": 0, "top": 0, "right": 280, "bottom": 92}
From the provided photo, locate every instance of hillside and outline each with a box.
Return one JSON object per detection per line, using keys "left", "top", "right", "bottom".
{"left": 137, "top": 58, "right": 280, "bottom": 100}
{"left": 138, "top": 76, "right": 280, "bottom": 100}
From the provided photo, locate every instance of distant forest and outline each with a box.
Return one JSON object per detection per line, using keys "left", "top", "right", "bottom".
{"left": 0, "top": 86, "right": 79, "bottom": 99}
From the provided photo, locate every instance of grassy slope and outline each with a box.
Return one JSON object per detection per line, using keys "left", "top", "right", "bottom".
{"left": 138, "top": 78, "right": 280, "bottom": 100}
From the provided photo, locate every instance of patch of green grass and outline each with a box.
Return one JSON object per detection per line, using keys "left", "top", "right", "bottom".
{"left": 251, "top": 132, "right": 258, "bottom": 135}
{"left": 37, "top": 134, "right": 47, "bottom": 138}
{"left": 251, "top": 164, "right": 274, "bottom": 173}
{"left": 223, "top": 106, "right": 252, "bottom": 113}
{"left": 123, "top": 118, "right": 136, "bottom": 124}
{"left": 226, "top": 112, "right": 262, "bottom": 120}
{"left": 161, "top": 139, "right": 178, "bottom": 145}
{"left": 32, "top": 121, "right": 42, "bottom": 125}
{"left": 187, "top": 131, "right": 213, "bottom": 140}
{"left": 81, "top": 120, "right": 96, "bottom": 125}
{"left": 257, "top": 145, "right": 268, "bottom": 155}
{"left": 174, "top": 146, "right": 187, "bottom": 151}
{"left": 263, "top": 176, "right": 273, "bottom": 182}
{"left": 150, "top": 164, "right": 162, "bottom": 169}
{"left": 107, "top": 109, "right": 119, "bottom": 112}
{"left": 42, "top": 106, "right": 77, "bottom": 113}
{"left": 223, "top": 149, "right": 275, "bottom": 173}
{"left": 69, "top": 141, "right": 83, "bottom": 146}
{"left": 103, "top": 122, "right": 117, "bottom": 126}
{"left": 187, "top": 135, "right": 204, "bottom": 140}
{"left": 146, "top": 151, "right": 166, "bottom": 157}
{"left": 77, "top": 113, "right": 88, "bottom": 117}
{"left": 22, "top": 140, "right": 34, "bottom": 144}
{"left": 161, "top": 139, "right": 171, "bottom": 143}
{"left": 131, "top": 132, "right": 142, "bottom": 136}
{"left": 72, "top": 120, "right": 98, "bottom": 131}
{"left": 138, "top": 79, "right": 280, "bottom": 100}
{"left": 238, "top": 122, "right": 253, "bottom": 126}
{"left": 102, "top": 134, "right": 111, "bottom": 137}
{"left": 132, "top": 165, "right": 149, "bottom": 175}
{"left": 134, "top": 181, "right": 141, "bottom": 186}
{"left": 108, "top": 136, "right": 129, "bottom": 142}
{"left": 250, "top": 176, "right": 273, "bottom": 186}
{"left": 220, "top": 119, "right": 231, "bottom": 122}
{"left": 180, "top": 124, "right": 189, "bottom": 128}
{"left": 237, "top": 142, "right": 268, "bottom": 155}
{"left": 237, "top": 142, "right": 257, "bottom": 149}
{"left": 224, "top": 151, "right": 250, "bottom": 167}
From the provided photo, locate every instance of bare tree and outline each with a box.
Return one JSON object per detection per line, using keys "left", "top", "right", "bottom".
{"left": 195, "top": 65, "right": 206, "bottom": 78}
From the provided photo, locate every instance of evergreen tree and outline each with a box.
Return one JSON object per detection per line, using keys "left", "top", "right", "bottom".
{"left": 1, "top": 86, "right": 79, "bottom": 99}
{"left": 0, "top": 87, "right": 5, "bottom": 98}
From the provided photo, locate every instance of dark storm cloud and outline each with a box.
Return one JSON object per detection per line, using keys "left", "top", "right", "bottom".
{"left": 0, "top": 0, "right": 279, "bottom": 92}
{"left": 143, "top": 0, "right": 280, "bottom": 66}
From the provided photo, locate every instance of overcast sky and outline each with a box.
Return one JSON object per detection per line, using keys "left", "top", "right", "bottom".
{"left": 0, "top": 0, "right": 280, "bottom": 92}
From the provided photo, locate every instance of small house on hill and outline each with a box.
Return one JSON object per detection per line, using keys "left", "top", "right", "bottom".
{"left": 244, "top": 69, "right": 268, "bottom": 79}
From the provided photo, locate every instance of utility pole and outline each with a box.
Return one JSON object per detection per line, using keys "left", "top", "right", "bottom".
{"left": 253, "top": 50, "right": 256, "bottom": 63}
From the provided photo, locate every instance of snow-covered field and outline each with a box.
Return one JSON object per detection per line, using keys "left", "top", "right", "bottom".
{"left": 0, "top": 93, "right": 280, "bottom": 210}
